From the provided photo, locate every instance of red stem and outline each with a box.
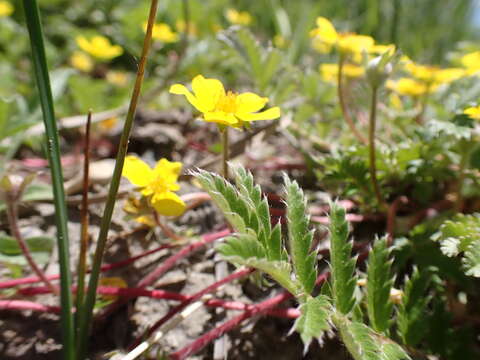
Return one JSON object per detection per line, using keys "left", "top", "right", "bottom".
{"left": 128, "top": 267, "right": 255, "bottom": 350}
{"left": 0, "top": 243, "right": 174, "bottom": 290}
{"left": 169, "top": 273, "right": 329, "bottom": 360}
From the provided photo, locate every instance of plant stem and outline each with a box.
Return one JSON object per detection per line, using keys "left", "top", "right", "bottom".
{"left": 5, "top": 193, "right": 58, "bottom": 296}
{"left": 21, "top": 1, "right": 75, "bottom": 358}
{"left": 76, "top": 1, "right": 159, "bottom": 358}
{"left": 337, "top": 55, "right": 368, "bottom": 145}
{"left": 75, "top": 111, "right": 92, "bottom": 334}
{"left": 154, "top": 212, "right": 183, "bottom": 241}
{"left": 455, "top": 140, "right": 470, "bottom": 212}
{"left": 221, "top": 128, "right": 229, "bottom": 178}
{"left": 368, "top": 85, "right": 386, "bottom": 211}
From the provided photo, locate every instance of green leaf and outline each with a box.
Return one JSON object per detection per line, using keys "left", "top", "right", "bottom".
{"left": 0, "top": 182, "right": 53, "bottom": 212}
{"left": 431, "top": 213, "right": 480, "bottom": 277}
{"left": 462, "top": 239, "right": 480, "bottom": 277}
{"left": 293, "top": 295, "right": 333, "bottom": 349}
{"left": 217, "top": 233, "right": 297, "bottom": 295}
{"left": 337, "top": 317, "right": 411, "bottom": 360}
{"left": 328, "top": 202, "right": 357, "bottom": 315}
{"left": 397, "top": 267, "right": 432, "bottom": 346}
{"left": 0, "top": 234, "right": 54, "bottom": 266}
{"left": 366, "top": 236, "right": 394, "bottom": 334}
{"left": 284, "top": 175, "right": 317, "bottom": 296}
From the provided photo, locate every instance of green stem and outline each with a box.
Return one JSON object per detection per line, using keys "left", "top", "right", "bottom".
{"left": 22, "top": 1, "right": 75, "bottom": 358}
{"left": 368, "top": 85, "right": 386, "bottom": 211}
{"left": 222, "top": 128, "right": 229, "bottom": 178}
{"left": 75, "top": 111, "right": 92, "bottom": 334}
{"left": 337, "top": 55, "right": 368, "bottom": 145}
{"left": 76, "top": 1, "right": 159, "bottom": 358}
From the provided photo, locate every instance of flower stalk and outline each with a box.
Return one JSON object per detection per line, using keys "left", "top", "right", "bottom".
{"left": 337, "top": 55, "right": 368, "bottom": 145}
{"left": 368, "top": 85, "right": 386, "bottom": 211}
{"left": 221, "top": 128, "right": 229, "bottom": 178}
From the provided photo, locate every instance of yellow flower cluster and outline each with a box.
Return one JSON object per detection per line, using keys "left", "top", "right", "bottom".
{"left": 225, "top": 9, "right": 252, "bottom": 26}
{"left": 169, "top": 75, "right": 280, "bottom": 129}
{"left": 320, "top": 63, "right": 364, "bottom": 83}
{"left": 0, "top": 0, "right": 13, "bottom": 17}
{"left": 122, "top": 156, "right": 186, "bottom": 217}
{"left": 70, "top": 51, "right": 94, "bottom": 73}
{"left": 76, "top": 35, "right": 123, "bottom": 60}
{"left": 144, "top": 22, "right": 179, "bottom": 43}
{"left": 310, "top": 17, "right": 394, "bottom": 58}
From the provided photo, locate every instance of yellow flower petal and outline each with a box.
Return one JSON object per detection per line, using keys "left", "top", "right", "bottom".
{"left": 236, "top": 107, "right": 281, "bottom": 122}
{"left": 169, "top": 84, "right": 207, "bottom": 112}
{"left": 192, "top": 75, "right": 225, "bottom": 113}
{"left": 153, "top": 158, "right": 182, "bottom": 178}
{"left": 151, "top": 191, "right": 186, "bottom": 216}
{"left": 235, "top": 92, "right": 269, "bottom": 113}
{"left": 203, "top": 111, "right": 240, "bottom": 126}
{"left": 123, "top": 156, "right": 154, "bottom": 187}
{"left": 464, "top": 106, "right": 480, "bottom": 120}
{"left": 0, "top": 1, "right": 13, "bottom": 17}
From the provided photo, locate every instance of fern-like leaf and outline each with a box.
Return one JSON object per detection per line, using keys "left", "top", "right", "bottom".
{"left": 284, "top": 175, "right": 317, "bottom": 296}
{"left": 397, "top": 267, "right": 432, "bottom": 346}
{"left": 293, "top": 295, "right": 333, "bottom": 349}
{"left": 329, "top": 202, "right": 357, "bottom": 315}
{"left": 366, "top": 236, "right": 394, "bottom": 334}
{"left": 463, "top": 238, "right": 480, "bottom": 277}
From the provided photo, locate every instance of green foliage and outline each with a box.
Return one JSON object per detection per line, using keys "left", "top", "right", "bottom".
{"left": 432, "top": 213, "right": 480, "bottom": 277}
{"left": 366, "top": 236, "right": 394, "bottom": 334}
{"left": 337, "top": 317, "right": 411, "bottom": 360}
{"left": 328, "top": 202, "right": 357, "bottom": 315}
{"left": 397, "top": 267, "right": 433, "bottom": 347}
{"left": 284, "top": 175, "right": 317, "bottom": 296}
{"left": 293, "top": 295, "right": 333, "bottom": 348}
{"left": 0, "top": 233, "right": 54, "bottom": 266}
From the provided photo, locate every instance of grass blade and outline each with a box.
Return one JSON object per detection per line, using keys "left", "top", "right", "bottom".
{"left": 76, "top": 1, "right": 159, "bottom": 358}
{"left": 21, "top": 1, "right": 75, "bottom": 358}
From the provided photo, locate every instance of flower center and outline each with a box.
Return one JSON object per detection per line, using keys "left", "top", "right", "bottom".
{"left": 216, "top": 91, "right": 238, "bottom": 113}
{"left": 150, "top": 175, "right": 171, "bottom": 194}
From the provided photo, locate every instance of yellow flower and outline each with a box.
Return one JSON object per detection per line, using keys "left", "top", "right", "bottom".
{"left": 0, "top": 1, "right": 13, "bottom": 16}
{"left": 176, "top": 19, "right": 197, "bottom": 36}
{"left": 337, "top": 34, "right": 374, "bottom": 55}
{"left": 310, "top": 17, "right": 374, "bottom": 55}
{"left": 386, "top": 78, "right": 431, "bottom": 97}
{"left": 69, "top": 51, "right": 93, "bottom": 72}
{"left": 144, "top": 22, "right": 179, "bottom": 43}
{"left": 464, "top": 106, "right": 480, "bottom": 120}
{"left": 169, "top": 75, "right": 281, "bottom": 128}
{"left": 225, "top": 9, "right": 252, "bottom": 26}
{"left": 309, "top": 17, "right": 338, "bottom": 53}
{"left": 320, "top": 63, "right": 364, "bottom": 83}
{"left": 389, "top": 93, "right": 403, "bottom": 110}
{"left": 98, "top": 117, "right": 119, "bottom": 132}
{"left": 460, "top": 51, "right": 480, "bottom": 75}
{"left": 76, "top": 35, "right": 123, "bottom": 60}
{"left": 405, "top": 62, "right": 465, "bottom": 84}
{"left": 106, "top": 71, "right": 128, "bottom": 86}
{"left": 122, "top": 156, "right": 186, "bottom": 217}
{"left": 123, "top": 197, "right": 157, "bottom": 227}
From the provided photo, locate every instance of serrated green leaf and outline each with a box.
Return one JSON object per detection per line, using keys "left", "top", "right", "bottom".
{"left": 218, "top": 233, "right": 297, "bottom": 294}
{"left": 329, "top": 202, "right": 357, "bottom": 315}
{"left": 462, "top": 239, "right": 480, "bottom": 277}
{"left": 293, "top": 295, "right": 333, "bottom": 348}
{"left": 367, "top": 236, "right": 394, "bottom": 334}
{"left": 284, "top": 176, "right": 317, "bottom": 296}
{"left": 397, "top": 267, "right": 432, "bottom": 346}
{"left": 337, "top": 317, "right": 411, "bottom": 360}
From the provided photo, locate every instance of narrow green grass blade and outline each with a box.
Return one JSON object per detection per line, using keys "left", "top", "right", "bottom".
{"left": 21, "top": 1, "right": 75, "bottom": 359}
{"left": 76, "top": 1, "right": 159, "bottom": 358}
